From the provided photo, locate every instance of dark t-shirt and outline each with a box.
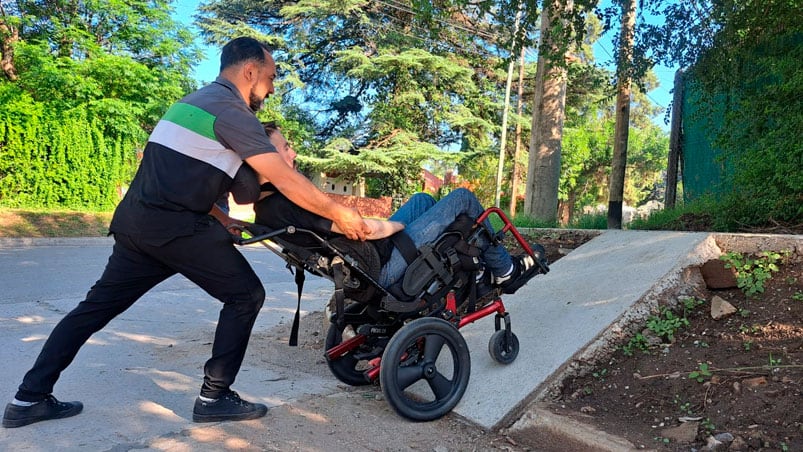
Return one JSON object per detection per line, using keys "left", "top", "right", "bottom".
{"left": 110, "top": 77, "right": 275, "bottom": 240}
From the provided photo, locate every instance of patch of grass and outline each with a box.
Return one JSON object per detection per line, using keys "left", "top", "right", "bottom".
{"left": 568, "top": 212, "right": 607, "bottom": 229}
{"left": 0, "top": 208, "right": 113, "bottom": 237}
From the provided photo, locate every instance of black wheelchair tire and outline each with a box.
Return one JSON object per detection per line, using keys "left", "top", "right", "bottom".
{"left": 324, "top": 303, "right": 375, "bottom": 386}
{"left": 379, "top": 317, "right": 470, "bottom": 421}
{"left": 488, "top": 329, "right": 519, "bottom": 364}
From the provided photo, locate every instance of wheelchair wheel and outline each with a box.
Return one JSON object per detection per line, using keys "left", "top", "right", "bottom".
{"left": 325, "top": 303, "right": 377, "bottom": 386}
{"left": 379, "top": 317, "right": 470, "bottom": 421}
{"left": 488, "top": 329, "right": 519, "bottom": 364}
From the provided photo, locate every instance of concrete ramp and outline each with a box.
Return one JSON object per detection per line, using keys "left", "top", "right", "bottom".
{"left": 453, "top": 230, "right": 722, "bottom": 429}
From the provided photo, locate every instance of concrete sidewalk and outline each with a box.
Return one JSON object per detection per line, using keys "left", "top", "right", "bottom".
{"left": 455, "top": 230, "right": 721, "bottom": 429}
{"left": 1, "top": 231, "right": 798, "bottom": 451}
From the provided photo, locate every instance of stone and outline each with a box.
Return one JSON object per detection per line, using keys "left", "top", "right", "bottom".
{"left": 701, "top": 259, "right": 738, "bottom": 289}
{"left": 711, "top": 295, "right": 737, "bottom": 320}
{"left": 661, "top": 421, "right": 699, "bottom": 443}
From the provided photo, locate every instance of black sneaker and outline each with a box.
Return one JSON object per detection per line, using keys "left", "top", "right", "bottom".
{"left": 2, "top": 395, "right": 83, "bottom": 428}
{"left": 496, "top": 244, "right": 549, "bottom": 294}
{"left": 192, "top": 391, "right": 268, "bottom": 423}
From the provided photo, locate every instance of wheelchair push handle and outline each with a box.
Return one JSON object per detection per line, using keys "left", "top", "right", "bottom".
{"left": 227, "top": 221, "right": 296, "bottom": 245}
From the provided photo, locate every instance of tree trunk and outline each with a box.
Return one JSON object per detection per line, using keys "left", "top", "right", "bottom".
{"left": 0, "top": 4, "right": 19, "bottom": 81}
{"left": 607, "top": 0, "right": 637, "bottom": 229}
{"left": 558, "top": 191, "right": 575, "bottom": 225}
{"left": 523, "top": 0, "right": 570, "bottom": 224}
{"left": 665, "top": 69, "right": 684, "bottom": 209}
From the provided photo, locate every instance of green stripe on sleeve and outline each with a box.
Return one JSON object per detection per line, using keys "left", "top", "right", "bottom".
{"left": 161, "top": 103, "right": 217, "bottom": 140}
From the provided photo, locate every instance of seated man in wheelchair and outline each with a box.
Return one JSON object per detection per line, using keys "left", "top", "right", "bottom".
{"left": 235, "top": 122, "right": 547, "bottom": 301}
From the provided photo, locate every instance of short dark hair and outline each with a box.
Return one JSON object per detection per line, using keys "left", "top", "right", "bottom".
{"left": 220, "top": 37, "right": 271, "bottom": 72}
{"left": 261, "top": 121, "right": 279, "bottom": 137}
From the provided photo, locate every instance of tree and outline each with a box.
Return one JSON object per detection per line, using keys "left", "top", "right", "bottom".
{"left": 606, "top": 0, "right": 636, "bottom": 229}
{"left": 640, "top": 0, "right": 803, "bottom": 227}
{"left": 0, "top": 1, "right": 19, "bottom": 80}
{"left": 0, "top": 1, "right": 202, "bottom": 209}
{"left": 196, "top": 0, "right": 529, "bottom": 198}
{"left": 523, "top": 0, "right": 573, "bottom": 223}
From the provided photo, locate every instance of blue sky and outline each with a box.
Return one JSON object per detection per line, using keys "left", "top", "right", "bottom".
{"left": 171, "top": 0, "right": 677, "bottom": 130}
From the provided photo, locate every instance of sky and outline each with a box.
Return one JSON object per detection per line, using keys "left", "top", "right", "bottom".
{"left": 172, "top": 0, "right": 220, "bottom": 84}
{"left": 170, "top": 0, "right": 678, "bottom": 130}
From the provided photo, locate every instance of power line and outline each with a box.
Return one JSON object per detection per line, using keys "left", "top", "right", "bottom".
{"left": 371, "top": 0, "right": 500, "bottom": 42}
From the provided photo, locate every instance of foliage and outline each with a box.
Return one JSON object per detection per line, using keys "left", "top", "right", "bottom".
{"left": 635, "top": 0, "right": 803, "bottom": 228}
{"left": 646, "top": 306, "right": 689, "bottom": 343}
{"left": 720, "top": 251, "right": 783, "bottom": 298}
{"left": 0, "top": 84, "right": 143, "bottom": 209}
{"left": 567, "top": 212, "right": 607, "bottom": 229}
{"left": 196, "top": 0, "right": 510, "bottom": 196}
{"left": 0, "top": 1, "right": 200, "bottom": 209}
{"left": 688, "top": 362, "right": 712, "bottom": 383}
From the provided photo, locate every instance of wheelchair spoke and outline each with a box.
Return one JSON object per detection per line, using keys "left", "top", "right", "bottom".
{"left": 423, "top": 333, "right": 446, "bottom": 362}
{"left": 396, "top": 364, "right": 424, "bottom": 389}
{"left": 427, "top": 371, "right": 453, "bottom": 400}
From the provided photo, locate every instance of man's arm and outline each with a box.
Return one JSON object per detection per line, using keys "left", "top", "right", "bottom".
{"left": 332, "top": 219, "right": 403, "bottom": 240}
{"left": 246, "top": 152, "right": 371, "bottom": 241}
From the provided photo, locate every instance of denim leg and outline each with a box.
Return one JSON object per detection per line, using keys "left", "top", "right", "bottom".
{"left": 388, "top": 192, "right": 436, "bottom": 225}
{"left": 380, "top": 188, "right": 513, "bottom": 287}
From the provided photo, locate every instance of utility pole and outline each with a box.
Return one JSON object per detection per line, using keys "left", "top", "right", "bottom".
{"left": 508, "top": 47, "right": 527, "bottom": 217}
{"left": 494, "top": 7, "right": 523, "bottom": 208}
{"left": 607, "top": 0, "right": 637, "bottom": 229}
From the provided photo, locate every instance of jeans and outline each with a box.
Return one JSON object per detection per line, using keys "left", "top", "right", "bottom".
{"left": 380, "top": 188, "right": 513, "bottom": 287}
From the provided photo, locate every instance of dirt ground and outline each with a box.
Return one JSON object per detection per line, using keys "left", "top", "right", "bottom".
{"left": 549, "top": 248, "right": 803, "bottom": 451}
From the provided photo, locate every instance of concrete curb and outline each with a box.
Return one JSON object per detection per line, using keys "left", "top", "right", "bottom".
{"left": 0, "top": 236, "right": 113, "bottom": 248}
{"left": 504, "top": 403, "right": 652, "bottom": 452}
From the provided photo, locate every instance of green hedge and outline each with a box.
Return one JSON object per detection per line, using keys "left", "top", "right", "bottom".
{"left": 0, "top": 85, "right": 143, "bottom": 210}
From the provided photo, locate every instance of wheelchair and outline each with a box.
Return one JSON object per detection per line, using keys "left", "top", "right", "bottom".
{"left": 235, "top": 207, "right": 548, "bottom": 421}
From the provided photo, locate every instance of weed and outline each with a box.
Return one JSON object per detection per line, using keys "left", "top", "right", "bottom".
{"left": 681, "top": 296, "right": 705, "bottom": 316}
{"left": 768, "top": 353, "right": 782, "bottom": 367}
{"left": 647, "top": 307, "right": 689, "bottom": 342}
{"left": 675, "top": 399, "right": 693, "bottom": 415}
{"left": 568, "top": 212, "right": 607, "bottom": 230}
{"left": 792, "top": 291, "right": 803, "bottom": 302}
{"left": 738, "top": 308, "right": 751, "bottom": 317}
{"left": 689, "top": 362, "right": 713, "bottom": 383}
{"left": 743, "top": 340, "right": 753, "bottom": 351}
{"left": 653, "top": 436, "right": 671, "bottom": 445}
{"left": 592, "top": 368, "right": 608, "bottom": 381}
{"left": 621, "top": 333, "right": 650, "bottom": 357}
{"left": 739, "top": 323, "right": 761, "bottom": 335}
{"left": 720, "top": 251, "right": 782, "bottom": 297}
{"left": 701, "top": 418, "right": 716, "bottom": 434}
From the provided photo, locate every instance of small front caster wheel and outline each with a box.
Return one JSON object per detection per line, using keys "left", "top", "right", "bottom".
{"left": 488, "top": 329, "right": 519, "bottom": 364}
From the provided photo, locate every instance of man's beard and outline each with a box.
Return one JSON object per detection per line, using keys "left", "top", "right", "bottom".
{"left": 248, "top": 89, "right": 264, "bottom": 112}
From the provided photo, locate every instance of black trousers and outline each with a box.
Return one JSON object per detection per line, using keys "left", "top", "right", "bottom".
{"left": 16, "top": 216, "right": 265, "bottom": 401}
